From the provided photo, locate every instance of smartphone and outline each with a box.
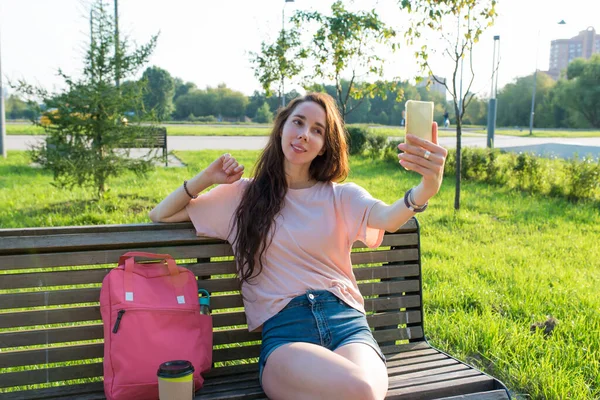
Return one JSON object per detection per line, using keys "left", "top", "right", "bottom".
{"left": 405, "top": 100, "right": 434, "bottom": 142}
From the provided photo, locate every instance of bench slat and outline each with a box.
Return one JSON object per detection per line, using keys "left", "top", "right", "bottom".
{"left": 386, "top": 375, "right": 494, "bottom": 399}
{"left": 0, "top": 264, "right": 421, "bottom": 310}
{"left": 0, "top": 244, "right": 234, "bottom": 270}
{"left": 213, "top": 344, "right": 261, "bottom": 362}
{"left": 387, "top": 353, "right": 450, "bottom": 368}
{"left": 195, "top": 378, "right": 263, "bottom": 399}
{"left": 0, "top": 310, "right": 422, "bottom": 350}
{"left": 0, "top": 324, "right": 103, "bottom": 348}
{"left": 366, "top": 295, "right": 421, "bottom": 312}
{"left": 389, "top": 369, "right": 484, "bottom": 389}
{"left": 199, "top": 275, "right": 420, "bottom": 296}
{"left": 394, "top": 363, "right": 471, "bottom": 380}
{"left": 0, "top": 220, "right": 416, "bottom": 251}
{"left": 438, "top": 389, "right": 510, "bottom": 400}
{"left": 0, "top": 292, "right": 422, "bottom": 331}
{"left": 0, "top": 229, "right": 206, "bottom": 254}
{"left": 374, "top": 327, "right": 424, "bottom": 342}
{"left": 352, "top": 248, "right": 419, "bottom": 265}
{"left": 388, "top": 358, "right": 460, "bottom": 376}
{"left": 196, "top": 386, "right": 265, "bottom": 400}
{"left": 354, "top": 264, "right": 420, "bottom": 280}
{"left": 1, "top": 288, "right": 102, "bottom": 309}
{"left": 386, "top": 348, "right": 439, "bottom": 361}
{"left": 0, "top": 248, "right": 417, "bottom": 290}
{"left": 0, "top": 362, "right": 102, "bottom": 388}
{"left": 0, "top": 343, "right": 104, "bottom": 368}
{"left": 0, "top": 382, "right": 105, "bottom": 400}
{"left": 0, "top": 219, "right": 417, "bottom": 239}
{"left": 0, "top": 306, "right": 100, "bottom": 329}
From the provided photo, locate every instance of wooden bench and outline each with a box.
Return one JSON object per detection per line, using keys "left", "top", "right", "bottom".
{"left": 44, "top": 126, "right": 169, "bottom": 167}
{"left": 119, "top": 126, "right": 168, "bottom": 166}
{"left": 0, "top": 218, "right": 511, "bottom": 399}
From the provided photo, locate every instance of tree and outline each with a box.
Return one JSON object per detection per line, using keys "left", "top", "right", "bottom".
{"left": 254, "top": 102, "right": 274, "bottom": 124}
{"left": 5, "top": 95, "right": 37, "bottom": 120}
{"left": 250, "top": 25, "right": 307, "bottom": 108}
{"left": 293, "top": 1, "right": 400, "bottom": 119}
{"left": 173, "top": 85, "right": 248, "bottom": 121}
{"left": 400, "top": 0, "right": 497, "bottom": 210}
{"left": 214, "top": 85, "right": 248, "bottom": 120}
{"left": 16, "top": 0, "right": 158, "bottom": 197}
{"left": 561, "top": 55, "right": 600, "bottom": 128}
{"left": 496, "top": 72, "right": 555, "bottom": 128}
{"left": 142, "top": 66, "right": 175, "bottom": 121}
{"left": 173, "top": 77, "right": 197, "bottom": 102}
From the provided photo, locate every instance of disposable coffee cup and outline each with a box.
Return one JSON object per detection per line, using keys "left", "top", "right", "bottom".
{"left": 157, "top": 360, "right": 195, "bottom": 400}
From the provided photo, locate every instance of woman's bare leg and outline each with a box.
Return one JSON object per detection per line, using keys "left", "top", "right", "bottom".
{"left": 334, "top": 343, "right": 388, "bottom": 399}
{"left": 261, "top": 342, "right": 386, "bottom": 400}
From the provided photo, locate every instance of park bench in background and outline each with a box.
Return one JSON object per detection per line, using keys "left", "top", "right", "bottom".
{"left": 0, "top": 218, "right": 511, "bottom": 399}
{"left": 119, "top": 125, "right": 168, "bottom": 166}
{"left": 44, "top": 126, "right": 169, "bottom": 167}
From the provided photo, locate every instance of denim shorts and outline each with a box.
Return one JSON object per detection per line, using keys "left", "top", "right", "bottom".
{"left": 258, "top": 289, "right": 386, "bottom": 386}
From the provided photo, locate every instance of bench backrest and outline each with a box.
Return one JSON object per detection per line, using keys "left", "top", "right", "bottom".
{"left": 0, "top": 218, "right": 422, "bottom": 396}
{"left": 120, "top": 126, "right": 167, "bottom": 149}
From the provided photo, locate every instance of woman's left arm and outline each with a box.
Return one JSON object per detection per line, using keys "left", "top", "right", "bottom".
{"left": 368, "top": 122, "right": 448, "bottom": 232}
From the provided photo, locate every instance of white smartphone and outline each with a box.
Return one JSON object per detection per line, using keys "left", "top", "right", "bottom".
{"left": 405, "top": 100, "right": 434, "bottom": 142}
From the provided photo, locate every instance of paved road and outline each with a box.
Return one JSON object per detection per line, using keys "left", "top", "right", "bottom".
{"left": 6, "top": 134, "right": 600, "bottom": 160}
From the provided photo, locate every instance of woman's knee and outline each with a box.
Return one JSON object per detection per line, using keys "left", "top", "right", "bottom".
{"left": 341, "top": 373, "right": 387, "bottom": 400}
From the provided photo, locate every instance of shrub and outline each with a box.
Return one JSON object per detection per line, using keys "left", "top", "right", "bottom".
{"left": 189, "top": 115, "right": 217, "bottom": 123}
{"left": 346, "top": 126, "right": 368, "bottom": 155}
{"left": 513, "top": 153, "right": 548, "bottom": 193}
{"left": 365, "top": 134, "right": 387, "bottom": 159}
{"left": 565, "top": 157, "right": 600, "bottom": 201}
{"left": 461, "top": 147, "right": 488, "bottom": 180}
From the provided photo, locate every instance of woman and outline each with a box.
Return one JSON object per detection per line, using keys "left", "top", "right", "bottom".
{"left": 149, "top": 93, "right": 447, "bottom": 400}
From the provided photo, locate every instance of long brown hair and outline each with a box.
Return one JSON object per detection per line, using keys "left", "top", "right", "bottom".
{"left": 232, "top": 92, "right": 349, "bottom": 285}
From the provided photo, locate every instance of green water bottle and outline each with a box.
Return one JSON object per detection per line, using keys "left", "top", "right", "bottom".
{"left": 198, "top": 289, "right": 211, "bottom": 315}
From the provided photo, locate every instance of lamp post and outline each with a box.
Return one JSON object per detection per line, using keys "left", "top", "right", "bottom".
{"left": 529, "top": 20, "right": 566, "bottom": 136}
{"left": 487, "top": 35, "right": 500, "bottom": 148}
{"left": 281, "top": 0, "right": 294, "bottom": 108}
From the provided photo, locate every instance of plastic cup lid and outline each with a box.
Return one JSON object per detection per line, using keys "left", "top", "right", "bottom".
{"left": 157, "top": 360, "right": 195, "bottom": 378}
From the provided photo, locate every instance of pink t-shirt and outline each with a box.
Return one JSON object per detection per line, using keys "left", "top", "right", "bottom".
{"left": 186, "top": 178, "right": 384, "bottom": 332}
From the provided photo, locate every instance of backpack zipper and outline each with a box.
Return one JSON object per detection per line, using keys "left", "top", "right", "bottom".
{"left": 112, "top": 309, "right": 126, "bottom": 333}
{"left": 111, "top": 307, "right": 198, "bottom": 334}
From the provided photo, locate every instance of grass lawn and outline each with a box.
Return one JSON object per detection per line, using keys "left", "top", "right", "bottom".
{"left": 1, "top": 151, "right": 599, "bottom": 399}
{"left": 10, "top": 122, "right": 600, "bottom": 138}
{"left": 5, "top": 122, "right": 463, "bottom": 138}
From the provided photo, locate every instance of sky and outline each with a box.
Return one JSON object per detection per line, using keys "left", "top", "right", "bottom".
{"left": 1, "top": 0, "right": 598, "bottom": 99}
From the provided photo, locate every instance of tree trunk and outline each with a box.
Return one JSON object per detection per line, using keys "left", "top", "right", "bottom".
{"left": 454, "top": 106, "right": 462, "bottom": 210}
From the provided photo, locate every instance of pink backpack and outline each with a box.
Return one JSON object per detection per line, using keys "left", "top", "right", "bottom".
{"left": 100, "top": 252, "right": 212, "bottom": 400}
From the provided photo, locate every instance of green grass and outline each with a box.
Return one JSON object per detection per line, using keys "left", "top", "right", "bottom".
{"left": 10, "top": 122, "right": 600, "bottom": 138}
{"left": 1, "top": 151, "right": 599, "bottom": 399}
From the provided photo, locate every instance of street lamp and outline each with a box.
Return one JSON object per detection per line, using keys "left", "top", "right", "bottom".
{"left": 529, "top": 20, "right": 566, "bottom": 136}
{"left": 281, "top": 0, "right": 295, "bottom": 108}
{"left": 486, "top": 35, "right": 500, "bottom": 148}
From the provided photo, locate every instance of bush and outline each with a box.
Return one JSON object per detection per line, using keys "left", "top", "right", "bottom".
{"left": 513, "top": 153, "right": 548, "bottom": 193}
{"left": 461, "top": 147, "right": 488, "bottom": 180}
{"left": 254, "top": 103, "right": 274, "bottom": 124}
{"left": 189, "top": 115, "right": 217, "bottom": 123}
{"left": 565, "top": 157, "right": 600, "bottom": 201}
{"left": 346, "top": 126, "right": 368, "bottom": 155}
{"left": 365, "top": 134, "right": 387, "bottom": 159}
{"left": 383, "top": 139, "right": 404, "bottom": 164}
